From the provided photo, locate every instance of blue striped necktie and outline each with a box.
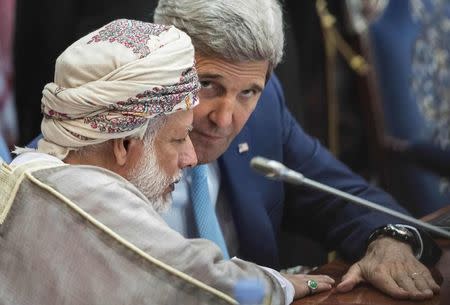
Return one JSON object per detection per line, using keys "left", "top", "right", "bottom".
{"left": 190, "top": 165, "right": 230, "bottom": 259}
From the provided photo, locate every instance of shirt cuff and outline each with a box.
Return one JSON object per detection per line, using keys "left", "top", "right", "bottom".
{"left": 259, "top": 266, "right": 295, "bottom": 305}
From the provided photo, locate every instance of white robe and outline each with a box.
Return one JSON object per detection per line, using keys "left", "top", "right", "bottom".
{"left": 0, "top": 156, "right": 285, "bottom": 305}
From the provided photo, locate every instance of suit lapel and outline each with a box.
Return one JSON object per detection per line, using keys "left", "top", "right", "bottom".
{"left": 218, "top": 125, "right": 279, "bottom": 266}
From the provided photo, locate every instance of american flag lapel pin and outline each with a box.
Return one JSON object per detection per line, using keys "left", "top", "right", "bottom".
{"left": 238, "top": 142, "right": 249, "bottom": 154}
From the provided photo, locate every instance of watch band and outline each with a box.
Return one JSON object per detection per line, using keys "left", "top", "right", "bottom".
{"left": 396, "top": 224, "right": 423, "bottom": 259}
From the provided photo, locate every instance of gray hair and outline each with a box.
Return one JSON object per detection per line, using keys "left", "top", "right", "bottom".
{"left": 154, "top": 0, "right": 284, "bottom": 70}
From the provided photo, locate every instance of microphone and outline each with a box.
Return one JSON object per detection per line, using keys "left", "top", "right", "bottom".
{"left": 250, "top": 156, "right": 450, "bottom": 239}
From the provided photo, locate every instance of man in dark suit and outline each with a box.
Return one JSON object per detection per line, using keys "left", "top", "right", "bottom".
{"left": 154, "top": 0, "right": 442, "bottom": 300}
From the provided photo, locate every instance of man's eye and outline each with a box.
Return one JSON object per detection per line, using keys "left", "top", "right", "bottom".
{"left": 199, "top": 80, "right": 222, "bottom": 98}
{"left": 173, "top": 137, "right": 187, "bottom": 143}
{"left": 200, "top": 81, "right": 212, "bottom": 89}
{"left": 241, "top": 89, "right": 256, "bottom": 98}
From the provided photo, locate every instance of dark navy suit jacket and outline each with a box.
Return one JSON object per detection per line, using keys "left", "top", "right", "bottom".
{"left": 218, "top": 75, "right": 409, "bottom": 268}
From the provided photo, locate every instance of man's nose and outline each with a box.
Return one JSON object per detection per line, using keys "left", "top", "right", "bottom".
{"left": 209, "top": 97, "right": 234, "bottom": 128}
{"left": 180, "top": 136, "right": 198, "bottom": 168}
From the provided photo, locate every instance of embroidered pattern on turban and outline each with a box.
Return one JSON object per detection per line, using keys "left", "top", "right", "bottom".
{"left": 38, "top": 19, "right": 200, "bottom": 159}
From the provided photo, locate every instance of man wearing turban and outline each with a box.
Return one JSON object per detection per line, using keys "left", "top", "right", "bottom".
{"left": 0, "top": 19, "right": 333, "bottom": 304}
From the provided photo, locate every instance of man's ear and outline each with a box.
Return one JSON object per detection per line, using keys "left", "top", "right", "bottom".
{"left": 112, "top": 138, "right": 142, "bottom": 167}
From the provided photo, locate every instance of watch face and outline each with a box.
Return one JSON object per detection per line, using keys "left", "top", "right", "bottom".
{"left": 387, "top": 224, "right": 413, "bottom": 240}
{"left": 393, "top": 226, "right": 409, "bottom": 236}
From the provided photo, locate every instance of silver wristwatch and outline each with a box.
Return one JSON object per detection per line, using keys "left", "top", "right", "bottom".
{"left": 367, "top": 224, "right": 423, "bottom": 259}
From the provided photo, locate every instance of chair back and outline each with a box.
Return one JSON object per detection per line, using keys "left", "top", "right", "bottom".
{"left": 368, "top": 0, "right": 450, "bottom": 216}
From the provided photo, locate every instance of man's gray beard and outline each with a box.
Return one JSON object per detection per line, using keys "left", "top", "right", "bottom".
{"left": 128, "top": 140, "right": 180, "bottom": 213}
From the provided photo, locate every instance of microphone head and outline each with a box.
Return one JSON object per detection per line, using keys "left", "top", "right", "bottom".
{"left": 250, "top": 156, "right": 285, "bottom": 179}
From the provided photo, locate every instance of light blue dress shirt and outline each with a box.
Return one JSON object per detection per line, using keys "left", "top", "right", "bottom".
{"left": 162, "top": 162, "right": 221, "bottom": 238}
{"left": 161, "top": 162, "right": 240, "bottom": 256}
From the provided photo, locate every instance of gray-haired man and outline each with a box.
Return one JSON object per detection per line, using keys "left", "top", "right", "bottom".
{"left": 154, "top": 0, "right": 441, "bottom": 300}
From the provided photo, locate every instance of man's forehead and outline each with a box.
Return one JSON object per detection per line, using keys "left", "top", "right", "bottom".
{"left": 195, "top": 55, "right": 269, "bottom": 88}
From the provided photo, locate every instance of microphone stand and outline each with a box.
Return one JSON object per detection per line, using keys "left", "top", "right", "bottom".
{"left": 250, "top": 156, "right": 450, "bottom": 239}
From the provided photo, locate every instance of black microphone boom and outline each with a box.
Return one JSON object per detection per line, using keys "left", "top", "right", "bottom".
{"left": 250, "top": 156, "right": 450, "bottom": 239}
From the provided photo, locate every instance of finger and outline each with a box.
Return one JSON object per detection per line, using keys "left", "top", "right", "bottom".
{"left": 395, "top": 274, "right": 428, "bottom": 300}
{"left": 411, "top": 274, "right": 434, "bottom": 298}
{"left": 305, "top": 280, "right": 333, "bottom": 297}
{"left": 421, "top": 271, "right": 441, "bottom": 293}
{"left": 370, "top": 271, "right": 410, "bottom": 299}
{"left": 292, "top": 279, "right": 333, "bottom": 298}
{"left": 411, "top": 270, "right": 436, "bottom": 292}
{"left": 336, "top": 263, "right": 364, "bottom": 292}
{"left": 283, "top": 274, "right": 334, "bottom": 299}
{"left": 309, "top": 275, "right": 335, "bottom": 285}
{"left": 315, "top": 281, "right": 333, "bottom": 293}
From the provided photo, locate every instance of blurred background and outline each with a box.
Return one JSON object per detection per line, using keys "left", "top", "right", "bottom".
{"left": 1, "top": 0, "right": 449, "bottom": 221}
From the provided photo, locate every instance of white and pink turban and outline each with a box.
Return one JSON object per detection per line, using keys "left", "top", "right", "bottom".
{"left": 38, "top": 19, "right": 200, "bottom": 159}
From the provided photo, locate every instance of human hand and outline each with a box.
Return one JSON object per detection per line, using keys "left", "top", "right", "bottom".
{"left": 337, "top": 237, "right": 440, "bottom": 300}
{"left": 282, "top": 273, "right": 334, "bottom": 299}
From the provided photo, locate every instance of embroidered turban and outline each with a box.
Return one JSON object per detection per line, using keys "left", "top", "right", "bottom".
{"left": 38, "top": 19, "right": 200, "bottom": 159}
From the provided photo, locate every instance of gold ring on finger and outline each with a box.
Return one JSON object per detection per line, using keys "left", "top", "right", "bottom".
{"left": 410, "top": 272, "right": 421, "bottom": 279}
